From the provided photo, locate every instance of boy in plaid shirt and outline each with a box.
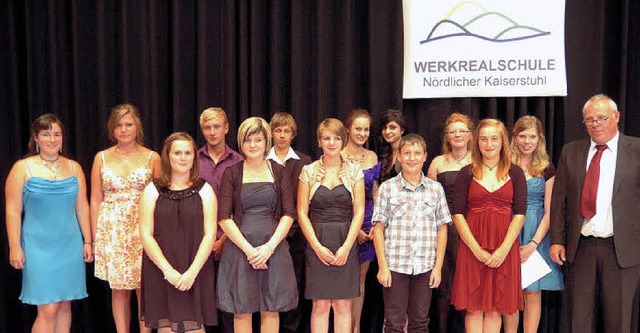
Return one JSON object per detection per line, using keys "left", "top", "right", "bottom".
{"left": 372, "top": 134, "right": 451, "bottom": 332}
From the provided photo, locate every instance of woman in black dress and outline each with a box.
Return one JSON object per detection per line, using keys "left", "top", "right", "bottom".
{"left": 298, "top": 118, "right": 365, "bottom": 333}
{"left": 138, "top": 132, "right": 217, "bottom": 333}
{"left": 216, "top": 117, "right": 298, "bottom": 333}
{"left": 426, "top": 112, "right": 474, "bottom": 333}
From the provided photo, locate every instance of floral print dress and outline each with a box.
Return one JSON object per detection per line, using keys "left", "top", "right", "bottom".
{"left": 94, "top": 151, "right": 153, "bottom": 289}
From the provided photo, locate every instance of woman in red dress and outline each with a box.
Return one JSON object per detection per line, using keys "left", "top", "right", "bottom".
{"left": 450, "top": 119, "right": 526, "bottom": 333}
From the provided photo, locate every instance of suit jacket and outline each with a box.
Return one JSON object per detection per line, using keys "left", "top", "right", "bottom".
{"left": 283, "top": 151, "right": 312, "bottom": 233}
{"left": 284, "top": 150, "right": 313, "bottom": 203}
{"left": 550, "top": 133, "right": 640, "bottom": 268}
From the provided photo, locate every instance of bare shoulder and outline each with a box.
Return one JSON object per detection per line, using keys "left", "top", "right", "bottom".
{"left": 429, "top": 154, "right": 445, "bottom": 169}
{"left": 365, "top": 149, "right": 378, "bottom": 165}
{"left": 69, "top": 158, "right": 83, "bottom": 169}
{"left": 436, "top": 154, "right": 447, "bottom": 164}
{"left": 142, "top": 181, "right": 159, "bottom": 200}
{"left": 7, "top": 159, "right": 29, "bottom": 182}
{"left": 92, "top": 150, "right": 105, "bottom": 165}
{"left": 199, "top": 182, "right": 214, "bottom": 200}
{"left": 141, "top": 146, "right": 160, "bottom": 156}
{"left": 149, "top": 150, "right": 161, "bottom": 162}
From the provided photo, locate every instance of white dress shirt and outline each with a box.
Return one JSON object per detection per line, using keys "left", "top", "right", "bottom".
{"left": 266, "top": 146, "right": 300, "bottom": 166}
{"left": 581, "top": 132, "right": 619, "bottom": 237}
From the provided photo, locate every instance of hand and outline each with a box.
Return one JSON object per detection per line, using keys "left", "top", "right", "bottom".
{"left": 330, "top": 245, "right": 350, "bottom": 266}
{"left": 429, "top": 268, "right": 442, "bottom": 289}
{"left": 550, "top": 244, "right": 566, "bottom": 265}
{"left": 250, "top": 262, "right": 269, "bottom": 270}
{"left": 248, "top": 243, "right": 274, "bottom": 268}
{"left": 377, "top": 267, "right": 392, "bottom": 288}
{"left": 519, "top": 242, "right": 537, "bottom": 263}
{"left": 9, "top": 247, "right": 25, "bottom": 269}
{"left": 83, "top": 243, "right": 94, "bottom": 262}
{"left": 357, "top": 230, "right": 369, "bottom": 245}
{"left": 472, "top": 248, "right": 491, "bottom": 263}
{"left": 164, "top": 268, "right": 182, "bottom": 287}
{"left": 176, "top": 268, "right": 197, "bottom": 291}
{"left": 313, "top": 245, "right": 335, "bottom": 266}
{"left": 212, "top": 238, "right": 226, "bottom": 261}
{"left": 485, "top": 247, "right": 508, "bottom": 268}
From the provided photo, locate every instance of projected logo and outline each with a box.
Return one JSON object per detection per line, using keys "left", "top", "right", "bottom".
{"left": 419, "top": 1, "right": 550, "bottom": 44}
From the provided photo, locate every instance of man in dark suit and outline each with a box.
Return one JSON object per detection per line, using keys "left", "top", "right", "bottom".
{"left": 550, "top": 94, "right": 640, "bottom": 332}
{"left": 266, "top": 112, "right": 313, "bottom": 333}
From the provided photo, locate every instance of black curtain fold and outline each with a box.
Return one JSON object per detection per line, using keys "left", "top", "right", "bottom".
{"left": 1, "top": 1, "right": 639, "bottom": 332}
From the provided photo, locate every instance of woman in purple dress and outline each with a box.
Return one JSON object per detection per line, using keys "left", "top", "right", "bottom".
{"left": 341, "top": 109, "right": 380, "bottom": 333}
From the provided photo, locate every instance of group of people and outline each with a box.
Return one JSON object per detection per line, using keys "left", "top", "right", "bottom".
{"left": 5, "top": 93, "right": 640, "bottom": 333}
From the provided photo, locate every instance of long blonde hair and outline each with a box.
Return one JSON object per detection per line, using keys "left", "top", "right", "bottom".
{"left": 470, "top": 119, "right": 511, "bottom": 181}
{"left": 510, "top": 115, "right": 550, "bottom": 177}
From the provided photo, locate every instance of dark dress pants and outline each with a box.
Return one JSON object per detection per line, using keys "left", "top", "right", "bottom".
{"left": 568, "top": 236, "right": 640, "bottom": 333}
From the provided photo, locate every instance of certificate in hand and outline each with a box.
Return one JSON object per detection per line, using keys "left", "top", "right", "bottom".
{"left": 521, "top": 250, "right": 552, "bottom": 289}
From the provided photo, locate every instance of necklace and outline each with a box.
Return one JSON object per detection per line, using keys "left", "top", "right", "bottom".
{"left": 483, "top": 161, "right": 499, "bottom": 171}
{"left": 40, "top": 155, "right": 61, "bottom": 179}
{"left": 452, "top": 151, "right": 468, "bottom": 164}
{"left": 344, "top": 147, "right": 365, "bottom": 164}
{"left": 246, "top": 161, "right": 268, "bottom": 181}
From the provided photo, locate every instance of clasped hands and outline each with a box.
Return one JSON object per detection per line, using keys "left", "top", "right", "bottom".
{"left": 474, "top": 246, "right": 508, "bottom": 268}
{"left": 314, "top": 245, "right": 349, "bottom": 266}
{"left": 245, "top": 243, "right": 275, "bottom": 270}
{"left": 163, "top": 267, "right": 198, "bottom": 292}
{"left": 356, "top": 229, "right": 373, "bottom": 245}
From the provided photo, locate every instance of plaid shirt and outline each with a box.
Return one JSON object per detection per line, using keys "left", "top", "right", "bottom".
{"left": 372, "top": 172, "right": 452, "bottom": 275}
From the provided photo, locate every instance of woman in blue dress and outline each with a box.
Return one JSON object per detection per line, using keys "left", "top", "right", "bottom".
{"left": 504, "top": 115, "right": 564, "bottom": 333}
{"left": 341, "top": 109, "right": 380, "bottom": 333}
{"left": 5, "top": 114, "right": 93, "bottom": 333}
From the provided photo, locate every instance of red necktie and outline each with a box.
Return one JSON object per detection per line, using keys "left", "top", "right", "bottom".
{"left": 580, "top": 144, "right": 607, "bottom": 220}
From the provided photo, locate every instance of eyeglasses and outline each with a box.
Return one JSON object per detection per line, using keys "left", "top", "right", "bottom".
{"left": 582, "top": 113, "right": 614, "bottom": 125}
{"left": 446, "top": 130, "right": 471, "bottom": 136}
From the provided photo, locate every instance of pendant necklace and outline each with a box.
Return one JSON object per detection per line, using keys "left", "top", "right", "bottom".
{"left": 483, "top": 161, "right": 499, "bottom": 171}
{"left": 452, "top": 151, "right": 468, "bottom": 164}
{"left": 40, "top": 155, "right": 61, "bottom": 179}
{"left": 345, "top": 147, "right": 366, "bottom": 165}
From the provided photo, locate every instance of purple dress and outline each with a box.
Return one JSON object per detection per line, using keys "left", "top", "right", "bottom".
{"left": 359, "top": 162, "right": 380, "bottom": 264}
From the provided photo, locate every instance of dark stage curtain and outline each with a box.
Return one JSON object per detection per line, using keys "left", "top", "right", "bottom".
{"left": 1, "top": 1, "right": 638, "bottom": 332}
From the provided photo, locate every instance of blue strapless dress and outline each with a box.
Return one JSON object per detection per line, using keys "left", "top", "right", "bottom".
{"left": 519, "top": 177, "right": 564, "bottom": 291}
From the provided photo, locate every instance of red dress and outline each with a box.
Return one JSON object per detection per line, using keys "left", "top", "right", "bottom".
{"left": 451, "top": 166, "right": 526, "bottom": 314}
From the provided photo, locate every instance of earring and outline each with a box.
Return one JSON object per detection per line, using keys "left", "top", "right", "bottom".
{"left": 36, "top": 142, "right": 39, "bottom": 153}
{"left": 59, "top": 147, "right": 62, "bottom": 154}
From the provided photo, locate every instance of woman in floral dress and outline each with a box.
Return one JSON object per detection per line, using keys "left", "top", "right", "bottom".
{"left": 91, "top": 104, "right": 160, "bottom": 333}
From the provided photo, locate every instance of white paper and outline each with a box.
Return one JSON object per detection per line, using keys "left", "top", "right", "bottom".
{"left": 521, "top": 250, "right": 552, "bottom": 289}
